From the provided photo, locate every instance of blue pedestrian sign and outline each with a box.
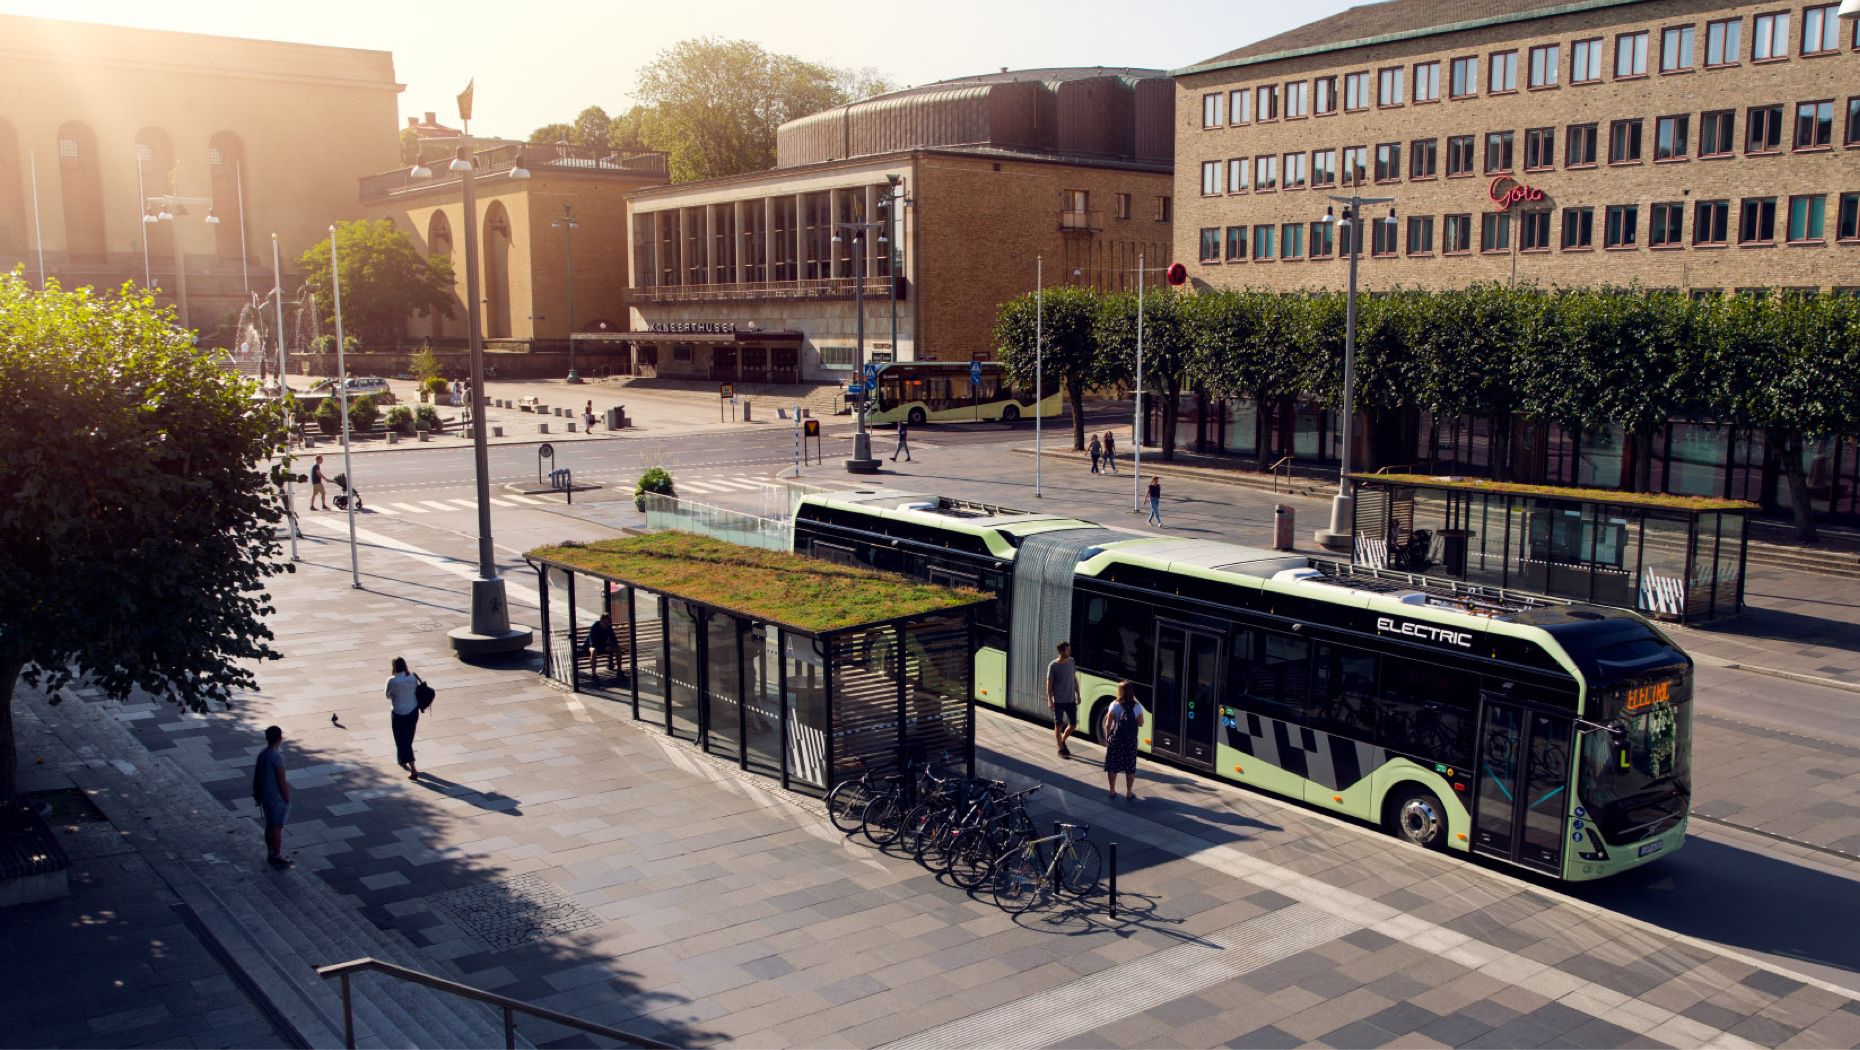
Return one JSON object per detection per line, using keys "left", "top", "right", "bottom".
{"left": 969, "top": 360, "right": 983, "bottom": 386}
{"left": 864, "top": 362, "right": 879, "bottom": 382}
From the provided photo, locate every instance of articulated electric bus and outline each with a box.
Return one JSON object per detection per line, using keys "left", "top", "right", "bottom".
{"left": 794, "top": 489, "right": 1690, "bottom": 881}
{"left": 863, "top": 362, "right": 1062, "bottom": 426}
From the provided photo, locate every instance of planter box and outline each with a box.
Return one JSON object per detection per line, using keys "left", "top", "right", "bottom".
{"left": 0, "top": 800, "right": 71, "bottom": 907}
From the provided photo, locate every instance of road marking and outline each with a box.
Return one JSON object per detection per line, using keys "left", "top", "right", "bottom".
{"left": 385, "top": 503, "right": 429, "bottom": 515}
{"left": 678, "top": 481, "right": 728, "bottom": 494}
{"left": 487, "top": 497, "right": 518, "bottom": 508}
{"left": 709, "top": 478, "right": 771, "bottom": 491}
{"left": 505, "top": 494, "right": 545, "bottom": 505}
{"left": 419, "top": 501, "right": 458, "bottom": 512}
{"left": 446, "top": 499, "right": 480, "bottom": 509}
{"left": 369, "top": 504, "right": 400, "bottom": 516}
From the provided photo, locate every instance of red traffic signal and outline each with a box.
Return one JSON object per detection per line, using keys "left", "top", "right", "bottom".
{"left": 1165, "top": 262, "right": 1188, "bottom": 286}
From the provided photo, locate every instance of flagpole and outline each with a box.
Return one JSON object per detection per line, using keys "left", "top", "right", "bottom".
{"left": 330, "top": 224, "right": 360, "bottom": 589}
{"left": 28, "top": 150, "right": 46, "bottom": 290}
{"left": 273, "top": 233, "right": 297, "bottom": 561}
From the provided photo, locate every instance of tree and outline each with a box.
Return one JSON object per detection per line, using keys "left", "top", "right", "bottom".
{"left": 529, "top": 122, "right": 575, "bottom": 145}
{"left": 608, "top": 105, "right": 659, "bottom": 152}
{"left": 0, "top": 272, "right": 289, "bottom": 801}
{"left": 298, "top": 220, "right": 455, "bottom": 348}
{"left": 995, "top": 286, "right": 1104, "bottom": 450}
{"left": 572, "top": 106, "right": 613, "bottom": 148}
{"left": 1191, "top": 291, "right": 1306, "bottom": 471}
{"left": 1097, "top": 289, "right": 1193, "bottom": 460}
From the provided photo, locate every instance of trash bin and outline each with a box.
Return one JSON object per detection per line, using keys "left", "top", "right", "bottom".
{"left": 1273, "top": 504, "right": 1295, "bottom": 551}
{"left": 1438, "top": 529, "right": 1470, "bottom": 577}
{"left": 743, "top": 401, "right": 753, "bottom": 422}
{"left": 604, "top": 407, "right": 622, "bottom": 430}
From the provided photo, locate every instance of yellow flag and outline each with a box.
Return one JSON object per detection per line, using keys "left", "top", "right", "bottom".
{"left": 456, "top": 78, "right": 474, "bottom": 123}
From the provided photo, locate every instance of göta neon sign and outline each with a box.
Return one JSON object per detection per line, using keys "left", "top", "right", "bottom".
{"left": 1488, "top": 175, "right": 1546, "bottom": 211}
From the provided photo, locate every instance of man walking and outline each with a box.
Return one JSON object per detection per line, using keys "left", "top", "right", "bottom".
{"left": 309, "top": 455, "right": 330, "bottom": 511}
{"left": 891, "top": 420, "right": 912, "bottom": 462}
{"left": 252, "top": 726, "right": 292, "bottom": 868}
{"left": 1047, "top": 641, "right": 1080, "bottom": 759}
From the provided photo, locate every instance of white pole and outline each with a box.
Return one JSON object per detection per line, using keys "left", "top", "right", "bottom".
{"left": 330, "top": 224, "right": 360, "bottom": 589}
{"left": 136, "top": 161, "right": 151, "bottom": 287}
{"left": 272, "top": 234, "right": 296, "bottom": 561}
{"left": 1034, "top": 255, "right": 1043, "bottom": 499}
{"left": 236, "top": 159, "right": 250, "bottom": 295}
{"left": 1132, "top": 252, "right": 1145, "bottom": 512}
{"left": 28, "top": 149, "right": 46, "bottom": 290}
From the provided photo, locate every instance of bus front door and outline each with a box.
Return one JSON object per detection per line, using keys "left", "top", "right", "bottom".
{"left": 1153, "top": 623, "right": 1219, "bottom": 768}
{"left": 1472, "top": 696, "right": 1572, "bottom": 874}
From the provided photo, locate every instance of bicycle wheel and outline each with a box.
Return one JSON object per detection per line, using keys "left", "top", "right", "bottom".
{"left": 825, "top": 779, "right": 870, "bottom": 835}
{"left": 952, "top": 827, "right": 1008, "bottom": 891}
{"left": 1060, "top": 839, "right": 1103, "bottom": 896}
{"left": 990, "top": 846, "right": 1045, "bottom": 913}
{"left": 898, "top": 803, "right": 939, "bottom": 857}
{"left": 862, "top": 793, "right": 904, "bottom": 847}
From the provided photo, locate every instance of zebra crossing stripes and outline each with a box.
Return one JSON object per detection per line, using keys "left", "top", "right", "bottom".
{"left": 446, "top": 499, "right": 479, "bottom": 509}
{"left": 418, "top": 500, "right": 458, "bottom": 512}
{"left": 505, "top": 493, "right": 546, "bottom": 505}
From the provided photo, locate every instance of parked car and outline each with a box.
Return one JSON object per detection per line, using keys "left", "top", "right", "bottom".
{"left": 310, "top": 376, "right": 397, "bottom": 405}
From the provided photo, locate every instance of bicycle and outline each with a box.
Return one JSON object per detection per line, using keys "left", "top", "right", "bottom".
{"left": 990, "top": 822, "right": 1102, "bottom": 914}
{"left": 825, "top": 756, "right": 884, "bottom": 835}
{"left": 861, "top": 758, "right": 955, "bottom": 848}
{"left": 947, "top": 786, "right": 1040, "bottom": 891}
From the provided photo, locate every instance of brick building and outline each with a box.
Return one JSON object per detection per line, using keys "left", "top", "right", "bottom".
{"left": 1176, "top": 0, "right": 1859, "bottom": 295}
{"left": 613, "top": 69, "right": 1174, "bottom": 384}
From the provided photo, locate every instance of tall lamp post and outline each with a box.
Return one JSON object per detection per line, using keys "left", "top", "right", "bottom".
{"left": 420, "top": 82, "right": 534, "bottom": 659}
{"left": 142, "top": 185, "right": 222, "bottom": 331}
{"left": 1313, "top": 188, "right": 1397, "bottom": 553}
{"left": 554, "top": 203, "right": 581, "bottom": 382}
{"left": 832, "top": 209, "right": 887, "bottom": 474}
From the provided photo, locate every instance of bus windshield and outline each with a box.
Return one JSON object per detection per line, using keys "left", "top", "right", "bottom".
{"left": 1579, "top": 663, "right": 1691, "bottom": 844}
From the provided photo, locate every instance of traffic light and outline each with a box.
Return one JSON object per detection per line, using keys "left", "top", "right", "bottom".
{"left": 1166, "top": 262, "right": 1188, "bottom": 286}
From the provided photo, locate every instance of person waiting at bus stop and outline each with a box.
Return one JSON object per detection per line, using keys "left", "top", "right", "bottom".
{"left": 1047, "top": 641, "right": 1079, "bottom": 759}
{"left": 585, "top": 612, "right": 619, "bottom": 679}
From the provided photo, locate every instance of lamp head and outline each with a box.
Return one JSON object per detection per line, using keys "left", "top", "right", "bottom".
{"left": 142, "top": 209, "right": 158, "bottom": 224}
{"left": 509, "top": 148, "right": 530, "bottom": 179}
{"left": 447, "top": 147, "right": 474, "bottom": 173}
{"left": 158, "top": 207, "right": 174, "bottom": 222}
{"left": 1322, "top": 206, "right": 1335, "bottom": 225}
{"left": 205, "top": 207, "right": 221, "bottom": 225}
{"left": 409, "top": 162, "right": 433, "bottom": 180}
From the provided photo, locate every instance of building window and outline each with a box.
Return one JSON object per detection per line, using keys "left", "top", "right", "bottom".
{"left": 1700, "top": 111, "right": 1735, "bottom": 156}
{"left": 1524, "top": 127, "right": 1555, "bottom": 170}
{"left": 1202, "top": 93, "right": 1225, "bottom": 128}
{"left": 1655, "top": 115, "right": 1689, "bottom": 160}
{"left": 1312, "top": 149, "right": 1337, "bottom": 186}
{"left": 1753, "top": 12, "right": 1790, "bottom": 60}
{"left": 1660, "top": 26, "right": 1695, "bottom": 72}
{"left": 1406, "top": 215, "right": 1434, "bottom": 254}
{"left": 1788, "top": 195, "right": 1826, "bottom": 241}
{"left": 1253, "top": 225, "right": 1275, "bottom": 260}
{"left": 1341, "top": 146, "right": 1368, "bottom": 185}
{"left": 1608, "top": 119, "right": 1643, "bottom": 163}
{"left": 1413, "top": 61, "right": 1441, "bottom": 102}
{"left": 1803, "top": 4, "right": 1842, "bottom": 54}
{"left": 1113, "top": 193, "right": 1132, "bottom": 219}
{"left": 1199, "top": 227, "right": 1222, "bottom": 262}
{"left": 1572, "top": 37, "right": 1604, "bottom": 82}
{"left": 1255, "top": 154, "right": 1279, "bottom": 191}
{"left": 1310, "top": 221, "right": 1335, "bottom": 258}
{"left": 1694, "top": 199, "right": 1730, "bottom": 244}
{"left": 1848, "top": 97, "right": 1860, "bottom": 146}
{"left": 1226, "top": 225, "right": 1248, "bottom": 260}
{"left": 1481, "top": 212, "right": 1511, "bottom": 252}
{"left": 1838, "top": 193, "right": 1859, "bottom": 241}
{"left": 1446, "top": 134, "right": 1475, "bottom": 176}
{"left": 1443, "top": 213, "right": 1472, "bottom": 253}
{"left": 1449, "top": 56, "right": 1477, "bottom": 97}
{"left": 1562, "top": 207, "right": 1595, "bottom": 248}
{"left": 1488, "top": 50, "right": 1519, "bottom": 92}
{"left": 1706, "top": 18, "right": 1742, "bottom": 65}
{"left": 1200, "top": 161, "right": 1223, "bottom": 196}
{"left": 1529, "top": 44, "right": 1560, "bottom": 87}
{"left": 1410, "top": 138, "right": 1438, "bottom": 179}
{"left": 1740, "top": 197, "right": 1777, "bottom": 243}
{"left": 1484, "top": 130, "right": 1514, "bottom": 173}
{"left": 1519, "top": 210, "right": 1551, "bottom": 251}
{"left": 1284, "top": 152, "right": 1308, "bottom": 189}
{"left": 1374, "top": 142, "right": 1401, "bottom": 182}
{"left": 1650, "top": 202, "right": 1685, "bottom": 246}
{"left": 1315, "top": 76, "right": 1337, "bottom": 115}
{"left": 1230, "top": 89, "right": 1252, "bottom": 124}
{"left": 1371, "top": 218, "right": 1398, "bottom": 256}
{"left": 1567, "top": 123, "right": 1598, "bottom": 166}
{"left": 1616, "top": 31, "right": 1649, "bottom": 76}
{"left": 1378, "top": 67, "right": 1405, "bottom": 106}
{"left": 1795, "top": 100, "right": 1835, "bottom": 149}
{"left": 1604, "top": 204, "right": 1639, "bottom": 248}
{"left": 1155, "top": 196, "right": 1172, "bottom": 222}
{"left": 1344, "top": 71, "right": 1371, "bottom": 111}
{"left": 1747, "top": 104, "right": 1784, "bottom": 152}
{"left": 1257, "top": 84, "right": 1279, "bottom": 121}
{"left": 1285, "top": 80, "right": 1309, "bottom": 118}
{"left": 1228, "top": 158, "right": 1250, "bottom": 193}
{"left": 1282, "top": 223, "right": 1306, "bottom": 260}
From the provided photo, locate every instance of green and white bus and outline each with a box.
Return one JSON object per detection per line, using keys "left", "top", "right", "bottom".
{"left": 863, "top": 362, "right": 1062, "bottom": 426}
{"left": 794, "top": 489, "right": 1691, "bottom": 881}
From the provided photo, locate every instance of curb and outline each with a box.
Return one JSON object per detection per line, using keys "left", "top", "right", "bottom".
{"left": 1009, "top": 446, "right": 1334, "bottom": 500}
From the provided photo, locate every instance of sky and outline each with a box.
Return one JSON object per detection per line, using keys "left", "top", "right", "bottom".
{"left": 0, "top": 0, "right": 1359, "bottom": 138}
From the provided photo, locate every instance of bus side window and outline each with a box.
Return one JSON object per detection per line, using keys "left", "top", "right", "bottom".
{"left": 1233, "top": 630, "right": 1310, "bottom": 724}
{"left": 1310, "top": 643, "right": 1378, "bottom": 741}
{"left": 1077, "top": 594, "right": 1150, "bottom": 681}
{"left": 1379, "top": 658, "right": 1477, "bottom": 768}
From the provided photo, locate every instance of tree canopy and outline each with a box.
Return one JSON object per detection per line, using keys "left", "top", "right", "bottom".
{"left": 0, "top": 271, "right": 289, "bottom": 799}
{"left": 995, "top": 285, "right": 1105, "bottom": 450}
{"left": 298, "top": 220, "right": 455, "bottom": 348}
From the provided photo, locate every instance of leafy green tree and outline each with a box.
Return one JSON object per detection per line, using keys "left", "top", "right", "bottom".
{"left": 995, "top": 286, "right": 1104, "bottom": 450}
{"left": 409, "top": 343, "right": 441, "bottom": 387}
{"left": 529, "top": 122, "right": 575, "bottom": 145}
{"left": 0, "top": 272, "right": 288, "bottom": 800}
{"left": 1192, "top": 290, "right": 1308, "bottom": 471}
{"left": 298, "top": 220, "right": 455, "bottom": 349}
{"left": 1097, "top": 289, "right": 1193, "bottom": 460}
{"left": 572, "top": 106, "right": 613, "bottom": 148}
{"left": 608, "top": 106, "right": 659, "bottom": 152}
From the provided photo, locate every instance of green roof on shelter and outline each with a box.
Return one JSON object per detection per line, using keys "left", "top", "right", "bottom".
{"left": 1354, "top": 474, "right": 1758, "bottom": 513}
{"left": 527, "top": 532, "right": 989, "bottom": 634}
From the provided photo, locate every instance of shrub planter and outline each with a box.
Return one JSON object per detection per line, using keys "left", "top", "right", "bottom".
{"left": 418, "top": 431, "right": 430, "bottom": 442}
{"left": 0, "top": 799, "right": 71, "bottom": 907}
{"left": 387, "top": 431, "right": 400, "bottom": 444}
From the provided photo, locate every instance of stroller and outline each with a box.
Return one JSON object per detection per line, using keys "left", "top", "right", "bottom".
{"left": 332, "top": 472, "right": 364, "bottom": 512}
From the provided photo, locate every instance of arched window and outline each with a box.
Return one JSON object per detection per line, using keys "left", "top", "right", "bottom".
{"left": 0, "top": 119, "right": 25, "bottom": 255}
{"left": 55, "top": 121, "right": 106, "bottom": 259}
{"left": 427, "top": 211, "right": 453, "bottom": 338}
{"left": 134, "top": 127, "right": 175, "bottom": 269}
{"left": 207, "top": 131, "right": 247, "bottom": 263}
{"left": 483, "top": 201, "right": 512, "bottom": 339}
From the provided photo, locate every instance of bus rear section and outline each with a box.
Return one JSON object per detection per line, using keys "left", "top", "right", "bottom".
{"left": 866, "top": 362, "right": 1062, "bottom": 426}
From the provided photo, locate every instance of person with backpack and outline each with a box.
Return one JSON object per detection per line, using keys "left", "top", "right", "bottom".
{"left": 385, "top": 656, "right": 429, "bottom": 780}
{"left": 1101, "top": 681, "right": 1145, "bottom": 801}
{"left": 252, "top": 726, "right": 292, "bottom": 868}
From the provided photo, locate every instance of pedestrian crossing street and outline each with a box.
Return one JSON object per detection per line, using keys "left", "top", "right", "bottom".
{"left": 362, "top": 472, "right": 877, "bottom": 517}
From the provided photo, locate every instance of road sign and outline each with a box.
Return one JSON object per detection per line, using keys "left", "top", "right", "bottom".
{"left": 539, "top": 443, "right": 554, "bottom": 459}
{"left": 719, "top": 383, "right": 734, "bottom": 399}
{"left": 804, "top": 418, "right": 820, "bottom": 437}
{"left": 864, "top": 362, "right": 878, "bottom": 381}
{"left": 969, "top": 360, "right": 982, "bottom": 386}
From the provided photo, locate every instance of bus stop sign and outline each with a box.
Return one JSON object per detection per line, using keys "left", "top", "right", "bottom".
{"left": 969, "top": 360, "right": 982, "bottom": 386}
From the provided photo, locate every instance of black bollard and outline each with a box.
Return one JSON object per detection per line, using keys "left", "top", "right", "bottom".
{"left": 1109, "top": 842, "right": 1118, "bottom": 918}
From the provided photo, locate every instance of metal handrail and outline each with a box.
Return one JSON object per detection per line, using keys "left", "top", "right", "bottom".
{"left": 1269, "top": 455, "right": 1296, "bottom": 492}
{"left": 316, "top": 957, "right": 672, "bottom": 1050}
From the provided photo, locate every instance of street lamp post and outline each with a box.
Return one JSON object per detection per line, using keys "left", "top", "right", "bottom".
{"left": 328, "top": 224, "right": 360, "bottom": 589}
{"left": 1313, "top": 189, "right": 1397, "bottom": 553}
{"left": 422, "top": 89, "right": 534, "bottom": 659}
{"left": 270, "top": 233, "right": 296, "bottom": 562}
{"left": 554, "top": 203, "right": 581, "bottom": 382}
{"left": 143, "top": 186, "right": 221, "bottom": 331}
{"left": 833, "top": 211, "right": 887, "bottom": 474}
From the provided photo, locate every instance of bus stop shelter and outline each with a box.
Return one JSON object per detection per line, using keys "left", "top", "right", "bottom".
{"left": 1348, "top": 474, "right": 1755, "bottom": 624}
{"left": 525, "top": 533, "right": 992, "bottom": 794}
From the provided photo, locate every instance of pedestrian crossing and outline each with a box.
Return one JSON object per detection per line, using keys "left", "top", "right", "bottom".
{"left": 360, "top": 473, "right": 871, "bottom": 518}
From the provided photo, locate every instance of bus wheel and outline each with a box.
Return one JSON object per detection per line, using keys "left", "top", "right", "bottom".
{"left": 1385, "top": 785, "right": 1447, "bottom": 851}
{"left": 908, "top": 407, "right": 926, "bottom": 426}
{"left": 1002, "top": 404, "right": 1020, "bottom": 422}
{"left": 1086, "top": 697, "right": 1112, "bottom": 744}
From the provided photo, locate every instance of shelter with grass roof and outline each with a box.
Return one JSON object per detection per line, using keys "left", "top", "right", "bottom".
{"left": 525, "top": 533, "right": 994, "bottom": 793}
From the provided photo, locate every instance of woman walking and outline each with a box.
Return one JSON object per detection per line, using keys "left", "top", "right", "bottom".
{"left": 1147, "top": 476, "right": 1163, "bottom": 526}
{"left": 385, "top": 657, "right": 422, "bottom": 779}
{"left": 1102, "top": 430, "right": 1119, "bottom": 474}
{"left": 1102, "top": 681, "right": 1145, "bottom": 801}
{"left": 1089, "top": 434, "right": 1102, "bottom": 474}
